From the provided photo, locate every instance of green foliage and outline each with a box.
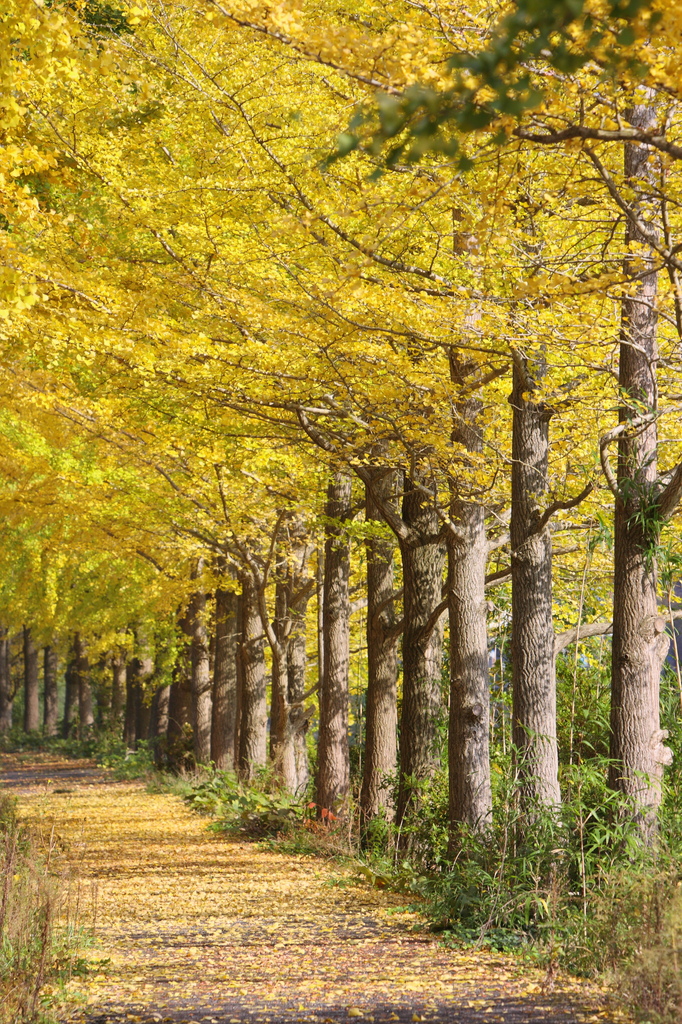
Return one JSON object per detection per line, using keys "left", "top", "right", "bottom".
{"left": 179, "top": 769, "right": 305, "bottom": 839}
{"left": 332, "top": 0, "right": 657, "bottom": 166}
{"left": 100, "top": 738, "right": 156, "bottom": 780}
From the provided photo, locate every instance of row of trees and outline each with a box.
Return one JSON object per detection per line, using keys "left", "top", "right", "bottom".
{"left": 1, "top": 0, "right": 682, "bottom": 840}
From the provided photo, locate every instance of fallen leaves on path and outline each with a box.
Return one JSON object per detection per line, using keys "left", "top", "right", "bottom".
{"left": 0, "top": 754, "right": 627, "bottom": 1024}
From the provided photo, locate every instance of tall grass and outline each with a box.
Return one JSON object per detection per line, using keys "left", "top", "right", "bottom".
{"left": 0, "top": 792, "right": 86, "bottom": 1024}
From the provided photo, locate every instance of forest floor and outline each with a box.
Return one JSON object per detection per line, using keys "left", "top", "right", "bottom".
{"left": 0, "top": 753, "right": 627, "bottom": 1024}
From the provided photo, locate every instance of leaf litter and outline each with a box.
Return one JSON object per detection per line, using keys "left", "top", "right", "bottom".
{"left": 0, "top": 754, "right": 628, "bottom": 1024}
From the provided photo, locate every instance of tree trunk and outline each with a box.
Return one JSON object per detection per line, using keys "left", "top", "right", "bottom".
{"left": 211, "top": 585, "right": 239, "bottom": 769}
{"left": 124, "top": 660, "right": 139, "bottom": 748}
{"left": 187, "top": 586, "right": 212, "bottom": 764}
{"left": 136, "top": 681, "right": 152, "bottom": 741}
{"left": 316, "top": 546, "right": 324, "bottom": 689}
{"left": 150, "top": 684, "right": 170, "bottom": 737}
{"left": 396, "top": 475, "right": 446, "bottom": 823}
{"left": 267, "top": 566, "right": 298, "bottom": 792}
{"left": 448, "top": 383, "right": 492, "bottom": 831}
{"left": 0, "top": 629, "right": 12, "bottom": 734}
{"left": 238, "top": 575, "right": 267, "bottom": 778}
{"left": 43, "top": 645, "right": 59, "bottom": 737}
{"left": 94, "top": 655, "right": 110, "bottom": 727}
{"left": 111, "top": 654, "right": 126, "bottom": 725}
{"left": 288, "top": 601, "right": 310, "bottom": 794}
{"left": 361, "top": 468, "right": 399, "bottom": 829}
{"left": 316, "top": 473, "right": 352, "bottom": 814}
{"left": 234, "top": 593, "right": 243, "bottom": 760}
{"left": 510, "top": 354, "right": 560, "bottom": 810}
{"left": 23, "top": 626, "right": 40, "bottom": 733}
{"left": 609, "top": 102, "right": 671, "bottom": 829}
{"left": 75, "top": 633, "right": 95, "bottom": 737}
{"left": 167, "top": 641, "right": 192, "bottom": 745}
{"left": 63, "top": 654, "right": 78, "bottom": 738}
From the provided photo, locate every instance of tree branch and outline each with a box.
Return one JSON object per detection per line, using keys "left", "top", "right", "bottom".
{"left": 658, "top": 460, "right": 682, "bottom": 521}
{"left": 554, "top": 621, "right": 613, "bottom": 656}
{"left": 537, "top": 482, "right": 593, "bottom": 533}
{"left": 514, "top": 125, "right": 682, "bottom": 163}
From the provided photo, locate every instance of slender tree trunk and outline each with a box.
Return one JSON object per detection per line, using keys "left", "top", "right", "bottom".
{"left": 211, "top": 586, "right": 239, "bottom": 769}
{"left": 0, "top": 629, "right": 13, "bottom": 734}
{"left": 75, "top": 633, "right": 94, "bottom": 737}
{"left": 288, "top": 600, "right": 310, "bottom": 793}
{"left": 267, "top": 565, "right": 298, "bottom": 792}
{"left": 269, "top": 579, "right": 283, "bottom": 763}
{"left": 167, "top": 641, "right": 192, "bottom": 744}
{"left": 270, "top": 634, "right": 297, "bottom": 789}
{"left": 396, "top": 476, "right": 446, "bottom": 824}
{"left": 238, "top": 575, "right": 267, "bottom": 778}
{"left": 63, "top": 654, "right": 78, "bottom": 738}
{"left": 317, "top": 546, "right": 324, "bottom": 689}
{"left": 266, "top": 544, "right": 307, "bottom": 790}
{"left": 111, "top": 655, "right": 126, "bottom": 726}
{"left": 234, "top": 593, "right": 243, "bottom": 763}
{"left": 316, "top": 473, "right": 352, "bottom": 814}
{"left": 510, "top": 354, "right": 560, "bottom": 810}
{"left": 361, "top": 468, "right": 399, "bottom": 829}
{"left": 23, "top": 626, "right": 40, "bottom": 733}
{"left": 610, "top": 103, "right": 671, "bottom": 829}
{"left": 448, "top": 381, "right": 492, "bottom": 830}
{"left": 267, "top": 532, "right": 313, "bottom": 793}
{"left": 124, "top": 660, "right": 139, "bottom": 748}
{"left": 43, "top": 645, "right": 59, "bottom": 737}
{"left": 94, "top": 655, "right": 110, "bottom": 727}
{"left": 150, "top": 684, "right": 170, "bottom": 737}
{"left": 187, "top": 586, "right": 212, "bottom": 764}
{"left": 136, "top": 684, "right": 152, "bottom": 741}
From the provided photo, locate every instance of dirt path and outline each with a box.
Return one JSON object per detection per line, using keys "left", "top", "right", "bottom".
{"left": 1, "top": 753, "right": 620, "bottom": 1024}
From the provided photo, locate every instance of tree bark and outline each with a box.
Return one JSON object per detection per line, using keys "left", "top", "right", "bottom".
{"left": 187, "top": 586, "right": 212, "bottom": 764}
{"left": 396, "top": 474, "right": 447, "bottom": 823}
{"left": 43, "top": 645, "right": 59, "bottom": 737}
{"left": 0, "top": 629, "right": 12, "bottom": 734}
{"left": 23, "top": 626, "right": 40, "bottom": 733}
{"left": 238, "top": 575, "right": 267, "bottom": 778}
{"left": 609, "top": 102, "right": 671, "bottom": 829}
{"left": 211, "top": 585, "right": 239, "bottom": 769}
{"left": 361, "top": 468, "right": 399, "bottom": 829}
{"left": 74, "top": 633, "right": 95, "bottom": 737}
{"left": 316, "top": 473, "right": 352, "bottom": 814}
{"left": 448, "top": 376, "right": 492, "bottom": 831}
{"left": 510, "top": 353, "right": 560, "bottom": 810}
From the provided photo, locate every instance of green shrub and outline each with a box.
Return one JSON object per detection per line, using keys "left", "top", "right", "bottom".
{"left": 179, "top": 769, "right": 304, "bottom": 838}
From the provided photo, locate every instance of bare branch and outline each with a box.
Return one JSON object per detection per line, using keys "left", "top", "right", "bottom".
{"left": 537, "top": 482, "right": 593, "bottom": 533}
{"left": 514, "top": 125, "right": 682, "bottom": 163}
{"left": 658, "top": 460, "right": 682, "bottom": 521}
{"left": 554, "top": 621, "right": 613, "bottom": 656}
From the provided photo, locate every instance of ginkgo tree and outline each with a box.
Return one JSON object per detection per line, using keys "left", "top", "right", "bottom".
{"left": 2, "top": 0, "right": 682, "bottom": 859}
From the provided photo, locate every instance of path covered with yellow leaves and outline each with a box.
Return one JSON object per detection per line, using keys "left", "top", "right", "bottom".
{"left": 0, "top": 754, "right": 620, "bottom": 1024}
